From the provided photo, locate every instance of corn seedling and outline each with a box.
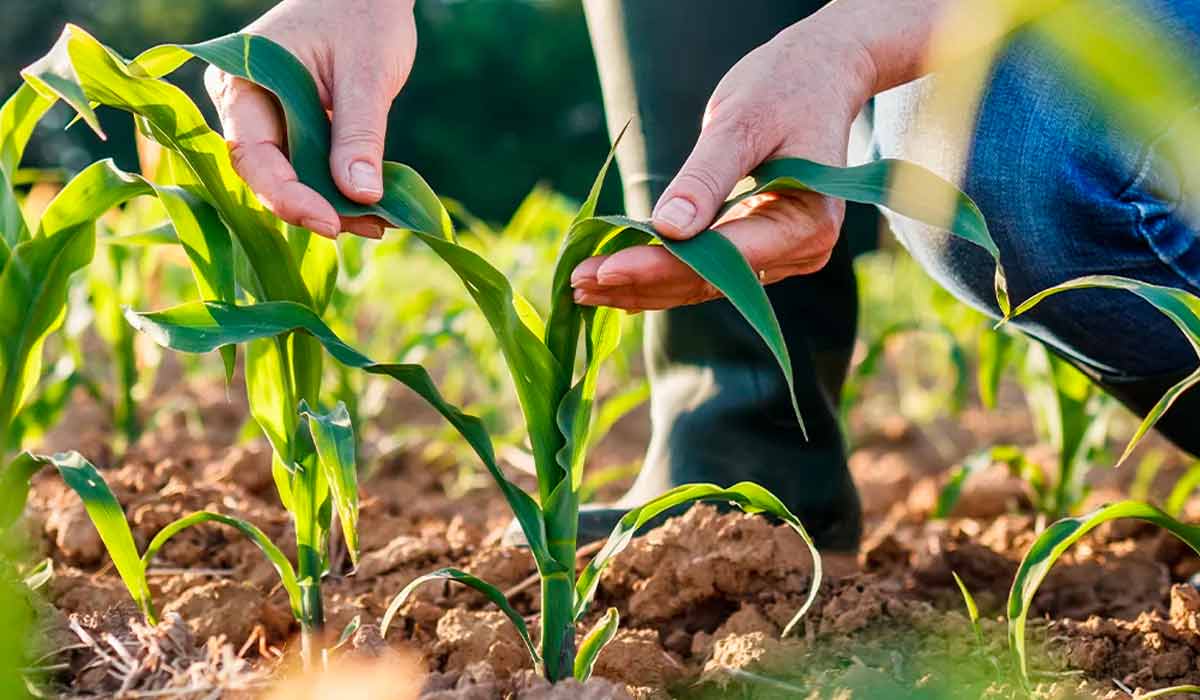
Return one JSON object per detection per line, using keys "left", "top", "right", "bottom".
{"left": 951, "top": 571, "right": 984, "bottom": 649}
{"left": 0, "top": 81, "right": 101, "bottom": 470}
{"left": 1002, "top": 276, "right": 1200, "bottom": 685}
{"left": 840, "top": 320, "right": 968, "bottom": 442}
{"left": 937, "top": 341, "right": 1115, "bottom": 519}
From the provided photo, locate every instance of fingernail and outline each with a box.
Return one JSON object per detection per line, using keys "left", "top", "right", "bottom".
{"left": 655, "top": 197, "right": 697, "bottom": 232}
{"left": 349, "top": 160, "right": 382, "bottom": 197}
{"left": 302, "top": 217, "right": 338, "bottom": 239}
{"left": 596, "top": 271, "right": 632, "bottom": 287}
{"left": 571, "top": 276, "right": 600, "bottom": 290}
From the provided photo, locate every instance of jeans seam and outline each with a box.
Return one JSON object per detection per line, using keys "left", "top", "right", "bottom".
{"left": 1125, "top": 102, "right": 1200, "bottom": 289}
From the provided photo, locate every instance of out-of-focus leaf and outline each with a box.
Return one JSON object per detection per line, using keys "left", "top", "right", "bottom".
{"left": 1, "top": 84, "right": 54, "bottom": 246}
{"left": 21, "top": 558, "right": 53, "bottom": 591}
{"left": 978, "top": 326, "right": 1016, "bottom": 410}
{"left": 1008, "top": 501, "right": 1200, "bottom": 685}
{"left": 1166, "top": 463, "right": 1200, "bottom": 517}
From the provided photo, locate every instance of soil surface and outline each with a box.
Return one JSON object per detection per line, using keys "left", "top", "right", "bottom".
{"left": 17, "top": 374, "right": 1200, "bottom": 699}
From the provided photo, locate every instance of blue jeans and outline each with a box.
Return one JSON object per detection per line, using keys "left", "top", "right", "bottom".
{"left": 875, "top": 0, "right": 1200, "bottom": 450}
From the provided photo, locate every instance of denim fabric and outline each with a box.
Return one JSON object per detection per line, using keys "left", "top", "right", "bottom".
{"left": 875, "top": 0, "right": 1200, "bottom": 384}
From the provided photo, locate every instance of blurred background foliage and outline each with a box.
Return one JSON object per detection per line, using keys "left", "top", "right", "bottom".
{"left": 0, "top": 0, "right": 617, "bottom": 220}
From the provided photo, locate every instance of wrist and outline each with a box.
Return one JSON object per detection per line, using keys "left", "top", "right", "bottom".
{"left": 790, "top": 0, "right": 950, "bottom": 98}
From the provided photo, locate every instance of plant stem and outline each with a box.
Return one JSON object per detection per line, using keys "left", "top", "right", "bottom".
{"left": 541, "top": 488, "right": 579, "bottom": 682}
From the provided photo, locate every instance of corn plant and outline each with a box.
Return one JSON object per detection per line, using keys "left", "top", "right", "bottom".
{"left": 999, "top": 276, "right": 1200, "bottom": 684}
{"left": 16, "top": 26, "right": 365, "bottom": 665}
{"left": 936, "top": 339, "right": 1115, "bottom": 519}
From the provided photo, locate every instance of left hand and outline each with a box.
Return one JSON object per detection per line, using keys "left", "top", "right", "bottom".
{"left": 571, "top": 17, "right": 878, "bottom": 311}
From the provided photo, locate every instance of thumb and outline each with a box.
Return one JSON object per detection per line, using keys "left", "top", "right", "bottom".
{"left": 330, "top": 68, "right": 394, "bottom": 205}
{"left": 652, "top": 118, "right": 760, "bottom": 239}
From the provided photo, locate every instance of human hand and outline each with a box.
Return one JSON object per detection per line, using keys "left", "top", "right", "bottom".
{"left": 571, "top": 17, "right": 880, "bottom": 311}
{"left": 205, "top": 0, "right": 417, "bottom": 239}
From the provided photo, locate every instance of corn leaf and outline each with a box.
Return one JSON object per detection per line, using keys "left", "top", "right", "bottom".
{"left": 1007, "top": 501, "right": 1200, "bottom": 685}
{"left": 978, "top": 326, "right": 1016, "bottom": 410}
{"left": 24, "top": 25, "right": 316, "bottom": 465}
{"left": 573, "top": 481, "right": 821, "bottom": 638}
{"left": 1009, "top": 275, "right": 1200, "bottom": 465}
{"left": 380, "top": 567, "right": 539, "bottom": 665}
{"left": 731, "top": 158, "right": 1008, "bottom": 315}
{"left": 298, "top": 400, "right": 359, "bottom": 566}
{"left": 0, "top": 84, "right": 54, "bottom": 246}
{"left": 21, "top": 558, "right": 53, "bottom": 591}
{"left": 141, "top": 510, "right": 302, "bottom": 619}
{"left": 951, "top": 571, "right": 984, "bottom": 647}
{"left": 574, "top": 607, "right": 618, "bottom": 683}
{"left": 14, "top": 452, "right": 154, "bottom": 620}
{"left": 0, "top": 160, "right": 153, "bottom": 453}
{"left": 124, "top": 300, "right": 558, "bottom": 574}
{"left": 934, "top": 448, "right": 995, "bottom": 519}
{"left": 1167, "top": 464, "right": 1200, "bottom": 517}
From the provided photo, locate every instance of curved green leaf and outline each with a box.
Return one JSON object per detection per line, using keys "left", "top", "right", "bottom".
{"left": 934, "top": 448, "right": 996, "bottom": 520}
{"left": 141, "top": 510, "right": 302, "bottom": 619}
{"left": 21, "top": 558, "right": 54, "bottom": 591}
{"left": 299, "top": 400, "right": 359, "bottom": 566}
{"left": 574, "top": 481, "right": 821, "bottom": 638}
{"left": 574, "top": 607, "right": 619, "bottom": 683}
{"left": 380, "top": 567, "right": 539, "bottom": 666}
{"left": 1, "top": 84, "right": 54, "bottom": 246}
{"left": 19, "top": 452, "right": 153, "bottom": 621}
{"left": 0, "top": 160, "right": 152, "bottom": 454}
{"left": 1009, "top": 275, "right": 1200, "bottom": 465}
{"left": 124, "top": 300, "right": 557, "bottom": 574}
{"left": 22, "top": 26, "right": 310, "bottom": 467}
{"left": 841, "top": 320, "right": 968, "bottom": 429}
{"left": 0, "top": 454, "right": 43, "bottom": 530}
{"left": 731, "top": 158, "right": 1008, "bottom": 314}
{"left": 1134, "top": 686, "right": 1200, "bottom": 700}
{"left": 1166, "top": 464, "right": 1200, "bottom": 517}
{"left": 1007, "top": 501, "right": 1200, "bottom": 685}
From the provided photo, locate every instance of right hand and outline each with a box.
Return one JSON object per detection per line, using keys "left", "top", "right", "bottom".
{"left": 205, "top": 0, "right": 417, "bottom": 239}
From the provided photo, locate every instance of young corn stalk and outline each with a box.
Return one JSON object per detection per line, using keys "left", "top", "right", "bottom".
{"left": 19, "top": 27, "right": 1007, "bottom": 681}
{"left": 15, "top": 26, "right": 362, "bottom": 666}
{"left": 935, "top": 339, "right": 1115, "bottom": 520}
{"left": 0, "top": 81, "right": 100, "bottom": 472}
{"left": 1000, "top": 276, "right": 1200, "bottom": 686}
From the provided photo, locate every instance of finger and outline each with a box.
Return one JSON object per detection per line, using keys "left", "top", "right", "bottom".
{"left": 573, "top": 288, "right": 718, "bottom": 311}
{"left": 569, "top": 254, "right": 607, "bottom": 290}
{"left": 329, "top": 56, "right": 396, "bottom": 205}
{"left": 715, "top": 193, "right": 840, "bottom": 274}
{"left": 206, "top": 67, "right": 339, "bottom": 236}
{"left": 594, "top": 246, "right": 698, "bottom": 290}
{"left": 652, "top": 109, "right": 769, "bottom": 240}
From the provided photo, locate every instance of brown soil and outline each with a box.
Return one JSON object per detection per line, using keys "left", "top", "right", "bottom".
{"left": 16, "top": 376, "right": 1200, "bottom": 699}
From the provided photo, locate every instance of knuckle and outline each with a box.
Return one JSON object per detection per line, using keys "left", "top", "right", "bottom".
{"left": 333, "top": 125, "right": 386, "bottom": 153}
{"left": 674, "top": 168, "right": 725, "bottom": 207}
